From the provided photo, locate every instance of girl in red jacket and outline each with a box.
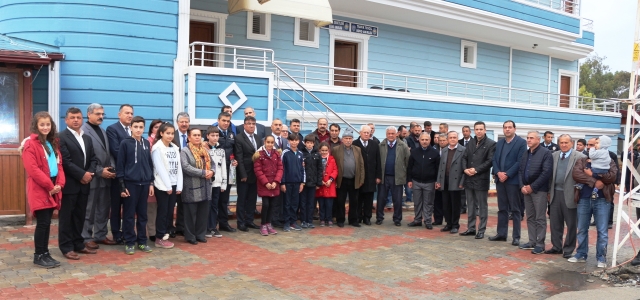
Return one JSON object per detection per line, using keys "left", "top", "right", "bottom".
{"left": 20, "top": 111, "right": 65, "bottom": 268}
{"left": 314, "top": 142, "right": 338, "bottom": 227}
{"left": 253, "top": 135, "right": 283, "bottom": 236}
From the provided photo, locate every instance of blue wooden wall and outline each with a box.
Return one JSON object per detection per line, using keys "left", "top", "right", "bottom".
{"left": 194, "top": 74, "right": 270, "bottom": 121}
{"left": 32, "top": 66, "right": 48, "bottom": 114}
{"left": 0, "top": 0, "right": 179, "bottom": 127}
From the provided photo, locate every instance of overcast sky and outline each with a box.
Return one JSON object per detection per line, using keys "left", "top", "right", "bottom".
{"left": 581, "top": 0, "right": 637, "bottom": 72}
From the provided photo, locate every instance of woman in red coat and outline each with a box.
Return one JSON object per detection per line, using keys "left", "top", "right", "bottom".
{"left": 314, "top": 142, "right": 338, "bottom": 227}
{"left": 253, "top": 135, "right": 283, "bottom": 236}
{"left": 20, "top": 111, "right": 65, "bottom": 268}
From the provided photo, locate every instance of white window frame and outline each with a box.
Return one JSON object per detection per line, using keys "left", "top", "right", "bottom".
{"left": 329, "top": 30, "right": 369, "bottom": 88}
{"left": 294, "top": 18, "right": 320, "bottom": 48}
{"left": 189, "top": 9, "right": 228, "bottom": 68}
{"left": 460, "top": 40, "right": 477, "bottom": 69}
{"left": 558, "top": 69, "right": 579, "bottom": 108}
{"left": 246, "top": 11, "right": 271, "bottom": 41}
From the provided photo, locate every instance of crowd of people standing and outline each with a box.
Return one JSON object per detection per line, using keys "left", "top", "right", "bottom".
{"left": 20, "top": 104, "right": 640, "bottom": 269}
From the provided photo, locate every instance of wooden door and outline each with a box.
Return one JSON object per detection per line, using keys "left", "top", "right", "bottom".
{"left": 560, "top": 76, "right": 571, "bottom": 108}
{"left": 0, "top": 68, "right": 31, "bottom": 215}
{"left": 334, "top": 41, "right": 358, "bottom": 87}
{"left": 190, "top": 21, "right": 216, "bottom": 66}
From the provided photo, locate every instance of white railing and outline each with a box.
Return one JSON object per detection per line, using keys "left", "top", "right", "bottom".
{"left": 188, "top": 42, "right": 619, "bottom": 113}
{"left": 582, "top": 18, "right": 594, "bottom": 32}
{"left": 520, "top": 0, "right": 580, "bottom": 15}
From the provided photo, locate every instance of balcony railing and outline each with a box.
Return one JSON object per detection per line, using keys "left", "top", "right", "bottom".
{"left": 188, "top": 42, "right": 619, "bottom": 113}
{"left": 520, "top": 0, "right": 580, "bottom": 15}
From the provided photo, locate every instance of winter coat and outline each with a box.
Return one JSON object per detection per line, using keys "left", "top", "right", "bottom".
{"left": 518, "top": 145, "right": 553, "bottom": 193}
{"left": 315, "top": 155, "right": 338, "bottom": 198}
{"left": 20, "top": 134, "right": 66, "bottom": 215}
{"left": 301, "top": 147, "right": 323, "bottom": 187}
{"left": 353, "top": 138, "right": 381, "bottom": 193}
{"left": 180, "top": 147, "right": 212, "bottom": 203}
{"left": 379, "top": 139, "right": 410, "bottom": 185}
{"left": 253, "top": 147, "right": 283, "bottom": 197}
{"left": 461, "top": 136, "right": 496, "bottom": 191}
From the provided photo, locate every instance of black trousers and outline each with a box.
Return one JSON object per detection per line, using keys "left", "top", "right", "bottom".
{"left": 271, "top": 193, "right": 284, "bottom": 226}
{"left": 236, "top": 181, "right": 258, "bottom": 226}
{"left": 59, "top": 192, "right": 89, "bottom": 254}
{"left": 217, "top": 184, "right": 231, "bottom": 227}
{"left": 442, "top": 189, "right": 461, "bottom": 229}
{"left": 154, "top": 186, "right": 177, "bottom": 239}
{"left": 34, "top": 208, "right": 54, "bottom": 254}
{"left": 174, "top": 193, "right": 184, "bottom": 232}
{"left": 261, "top": 196, "right": 275, "bottom": 225}
{"left": 208, "top": 187, "right": 220, "bottom": 230}
{"left": 358, "top": 191, "right": 374, "bottom": 221}
{"left": 376, "top": 175, "right": 403, "bottom": 223}
{"left": 183, "top": 200, "right": 209, "bottom": 241}
{"left": 122, "top": 183, "right": 149, "bottom": 246}
{"left": 109, "top": 181, "right": 123, "bottom": 240}
{"left": 496, "top": 182, "right": 522, "bottom": 239}
{"left": 336, "top": 177, "right": 357, "bottom": 224}
{"left": 433, "top": 190, "right": 444, "bottom": 223}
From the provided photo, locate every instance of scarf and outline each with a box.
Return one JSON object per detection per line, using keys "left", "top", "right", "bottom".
{"left": 188, "top": 142, "right": 211, "bottom": 170}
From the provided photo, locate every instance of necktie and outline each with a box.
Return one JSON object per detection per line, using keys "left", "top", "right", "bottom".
{"left": 182, "top": 134, "right": 187, "bottom": 148}
{"left": 250, "top": 134, "right": 256, "bottom": 150}
{"left": 364, "top": 141, "right": 367, "bottom": 148}
{"left": 464, "top": 140, "right": 467, "bottom": 146}
{"left": 278, "top": 137, "right": 282, "bottom": 149}
{"left": 126, "top": 127, "right": 131, "bottom": 136}
{"left": 222, "top": 130, "right": 226, "bottom": 137}
{"left": 561, "top": 153, "right": 566, "bottom": 160}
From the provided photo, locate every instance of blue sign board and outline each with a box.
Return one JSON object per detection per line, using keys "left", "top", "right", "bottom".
{"left": 325, "top": 20, "right": 378, "bottom": 37}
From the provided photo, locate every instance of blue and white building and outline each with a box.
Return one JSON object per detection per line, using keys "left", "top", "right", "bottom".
{"left": 0, "top": 0, "right": 619, "bottom": 213}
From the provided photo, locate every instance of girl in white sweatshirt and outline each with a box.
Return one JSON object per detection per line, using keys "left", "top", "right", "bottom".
{"left": 151, "top": 123, "right": 183, "bottom": 248}
{"left": 205, "top": 126, "right": 227, "bottom": 238}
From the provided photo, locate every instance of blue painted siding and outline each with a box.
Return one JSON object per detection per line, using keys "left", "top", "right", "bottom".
{"left": 511, "top": 50, "right": 550, "bottom": 105}
{"left": 444, "top": 0, "right": 580, "bottom": 34}
{"left": 32, "top": 66, "right": 48, "bottom": 114}
{"left": 194, "top": 74, "right": 270, "bottom": 121}
{"left": 0, "top": 0, "right": 178, "bottom": 127}
{"left": 550, "top": 58, "right": 577, "bottom": 102}
{"left": 575, "top": 31, "right": 594, "bottom": 46}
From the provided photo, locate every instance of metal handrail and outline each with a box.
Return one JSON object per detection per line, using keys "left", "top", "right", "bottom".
{"left": 520, "top": 0, "right": 580, "bottom": 14}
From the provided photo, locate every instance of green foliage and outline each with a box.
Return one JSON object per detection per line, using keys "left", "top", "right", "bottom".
{"left": 580, "top": 55, "right": 630, "bottom": 99}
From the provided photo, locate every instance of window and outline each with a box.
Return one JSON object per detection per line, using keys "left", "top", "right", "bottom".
{"left": 246, "top": 12, "right": 271, "bottom": 41}
{"left": 294, "top": 18, "right": 320, "bottom": 48}
{"left": 0, "top": 71, "right": 21, "bottom": 146}
{"left": 460, "top": 40, "right": 477, "bottom": 69}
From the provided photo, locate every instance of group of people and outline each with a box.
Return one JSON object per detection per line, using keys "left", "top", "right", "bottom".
{"left": 21, "top": 104, "right": 640, "bottom": 269}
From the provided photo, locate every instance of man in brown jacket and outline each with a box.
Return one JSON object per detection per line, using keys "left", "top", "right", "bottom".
{"left": 332, "top": 128, "right": 365, "bottom": 228}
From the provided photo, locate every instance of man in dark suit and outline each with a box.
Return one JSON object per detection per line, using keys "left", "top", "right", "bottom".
{"left": 106, "top": 104, "right": 133, "bottom": 244}
{"left": 353, "top": 124, "right": 381, "bottom": 225}
{"left": 238, "top": 107, "right": 266, "bottom": 141}
{"left": 489, "top": 120, "right": 527, "bottom": 245}
{"left": 212, "top": 105, "right": 237, "bottom": 135}
{"left": 214, "top": 112, "right": 237, "bottom": 232}
{"left": 435, "top": 131, "right": 466, "bottom": 234}
{"left": 235, "top": 116, "right": 263, "bottom": 231}
{"left": 81, "top": 103, "right": 117, "bottom": 247}
{"left": 170, "top": 112, "right": 190, "bottom": 237}
{"left": 458, "top": 126, "right": 472, "bottom": 147}
{"left": 423, "top": 121, "right": 436, "bottom": 147}
{"left": 59, "top": 107, "right": 99, "bottom": 260}
{"left": 542, "top": 131, "right": 559, "bottom": 152}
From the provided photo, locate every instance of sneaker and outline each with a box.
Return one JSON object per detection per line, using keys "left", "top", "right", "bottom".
{"left": 137, "top": 244, "right": 153, "bottom": 253}
{"left": 33, "top": 253, "right": 57, "bottom": 268}
{"left": 307, "top": 222, "right": 315, "bottom": 229}
{"left": 283, "top": 224, "right": 291, "bottom": 232}
{"left": 597, "top": 261, "right": 607, "bottom": 268}
{"left": 155, "top": 239, "right": 175, "bottom": 249}
{"left": 266, "top": 223, "right": 278, "bottom": 235}
{"left": 328, "top": 221, "right": 333, "bottom": 227}
{"left": 519, "top": 243, "right": 535, "bottom": 250}
{"left": 125, "top": 245, "right": 135, "bottom": 255}
{"left": 531, "top": 247, "right": 544, "bottom": 254}
{"left": 260, "top": 225, "right": 269, "bottom": 236}
{"left": 385, "top": 203, "right": 393, "bottom": 208}
{"left": 300, "top": 222, "right": 308, "bottom": 229}
{"left": 568, "top": 256, "right": 586, "bottom": 263}
{"left": 43, "top": 252, "right": 60, "bottom": 265}
{"left": 291, "top": 223, "right": 302, "bottom": 231}
{"left": 320, "top": 221, "right": 325, "bottom": 227}
{"left": 212, "top": 229, "right": 222, "bottom": 238}
{"left": 205, "top": 230, "right": 213, "bottom": 238}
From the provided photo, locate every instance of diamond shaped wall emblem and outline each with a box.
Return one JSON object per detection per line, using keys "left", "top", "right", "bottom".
{"left": 218, "top": 82, "right": 247, "bottom": 112}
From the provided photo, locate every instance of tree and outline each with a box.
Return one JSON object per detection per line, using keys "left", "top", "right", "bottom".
{"left": 580, "top": 55, "right": 630, "bottom": 99}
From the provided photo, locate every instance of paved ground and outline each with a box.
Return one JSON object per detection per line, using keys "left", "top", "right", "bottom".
{"left": 1, "top": 196, "right": 639, "bottom": 299}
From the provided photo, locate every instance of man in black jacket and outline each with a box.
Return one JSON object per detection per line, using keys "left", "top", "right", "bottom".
{"left": 518, "top": 131, "right": 553, "bottom": 254}
{"left": 353, "top": 125, "right": 381, "bottom": 225}
{"left": 406, "top": 133, "right": 440, "bottom": 229}
{"left": 235, "top": 116, "right": 263, "bottom": 232}
{"left": 542, "top": 131, "right": 559, "bottom": 152}
{"left": 215, "top": 112, "right": 237, "bottom": 232}
{"left": 459, "top": 122, "right": 496, "bottom": 239}
{"left": 59, "top": 107, "right": 98, "bottom": 260}
{"left": 405, "top": 124, "right": 422, "bottom": 150}
{"left": 300, "top": 134, "right": 323, "bottom": 228}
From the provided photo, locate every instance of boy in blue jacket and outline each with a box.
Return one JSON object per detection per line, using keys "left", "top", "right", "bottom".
{"left": 280, "top": 133, "right": 305, "bottom": 232}
{"left": 116, "top": 116, "right": 154, "bottom": 255}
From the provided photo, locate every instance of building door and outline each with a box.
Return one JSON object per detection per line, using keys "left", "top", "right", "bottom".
{"left": 0, "top": 68, "right": 29, "bottom": 215}
{"left": 560, "top": 75, "right": 571, "bottom": 108}
{"left": 190, "top": 21, "right": 216, "bottom": 66}
{"left": 334, "top": 41, "right": 358, "bottom": 87}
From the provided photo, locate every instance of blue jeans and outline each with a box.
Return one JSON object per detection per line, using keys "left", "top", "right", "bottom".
{"left": 404, "top": 184, "right": 412, "bottom": 202}
{"left": 576, "top": 197, "right": 610, "bottom": 262}
{"left": 318, "top": 197, "right": 333, "bottom": 222}
{"left": 284, "top": 183, "right": 301, "bottom": 225}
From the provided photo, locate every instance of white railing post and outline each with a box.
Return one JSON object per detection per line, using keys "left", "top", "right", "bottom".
{"left": 304, "top": 66, "right": 307, "bottom": 84}
{"left": 404, "top": 77, "right": 408, "bottom": 92}
{"left": 446, "top": 82, "right": 449, "bottom": 96}
{"left": 233, "top": 48, "right": 237, "bottom": 69}
{"left": 263, "top": 51, "right": 267, "bottom": 72}
{"left": 200, "top": 44, "right": 204, "bottom": 66}
{"left": 382, "top": 74, "right": 385, "bottom": 90}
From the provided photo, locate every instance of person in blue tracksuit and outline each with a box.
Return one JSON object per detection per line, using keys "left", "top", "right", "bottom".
{"left": 280, "top": 134, "right": 306, "bottom": 232}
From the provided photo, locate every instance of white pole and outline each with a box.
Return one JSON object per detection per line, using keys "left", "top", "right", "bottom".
{"left": 629, "top": 0, "right": 640, "bottom": 98}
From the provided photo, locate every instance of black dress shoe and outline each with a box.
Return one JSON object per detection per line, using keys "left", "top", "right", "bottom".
{"left": 488, "top": 235, "right": 507, "bottom": 241}
{"left": 460, "top": 209, "right": 467, "bottom": 214}
{"left": 563, "top": 253, "right": 573, "bottom": 259}
{"left": 394, "top": 222, "right": 401, "bottom": 226}
{"left": 440, "top": 226, "right": 452, "bottom": 232}
{"left": 187, "top": 240, "right": 198, "bottom": 245}
{"left": 608, "top": 223, "right": 613, "bottom": 229}
{"left": 219, "top": 225, "right": 237, "bottom": 232}
{"left": 631, "top": 251, "right": 640, "bottom": 266}
{"left": 196, "top": 238, "right": 207, "bottom": 243}
{"left": 238, "top": 225, "right": 249, "bottom": 232}
{"left": 508, "top": 213, "right": 513, "bottom": 220}
{"left": 364, "top": 219, "right": 371, "bottom": 226}
{"left": 450, "top": 228, "right": 459, "bottom": 234}
{"left": 432, "top": 221, "right": 443, "bottom": 225}
{"left": 407, "top": 221, "right": 422, "bottom": 227}
{"left": 247, "top": 223, "right": 260, "bottom": 229}
{"left": 544, "top": 248, "right": 562, "bottom": 255}
{"left": 375, "top": 220, "right": 383, "bottom": 225}
{"left": 475, "top": 233, "right": 484, "bottom": 239}
{"left": 459, "top": 230, "right": 476, "bottom": 236}
{"left": 425, "top": 224, "right": 433, "bottom": 230}
{"left": 337, "top": 223, "right": 344, "bottom": 228}
{"left": 175, "top": 230, "right": 184, "bottom": 236}
{"left": 511, "top": 238, "right": 520, "bottom": 246}
{"left": 350, "top": 223, "right": 361, "bottom": 227}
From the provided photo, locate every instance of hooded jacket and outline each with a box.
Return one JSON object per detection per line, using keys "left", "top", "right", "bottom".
{"left": 116, "top": 136, "right": 154, "bottom": 186}
{"left": 301, "top": 146, "right": 323, "bottom": 187}
{"left": 315, "top": 155, "right": 338, "bottom": 198}
{"left": 20, "top": 135, "right": 66, "bottom": 214}
{"left": 253, "top": 146, "right": 283, "bottom": 197}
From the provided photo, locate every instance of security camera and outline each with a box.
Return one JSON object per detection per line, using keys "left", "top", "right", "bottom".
{"left": 23, "top": 70, "right": 31, "bottom": 77}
